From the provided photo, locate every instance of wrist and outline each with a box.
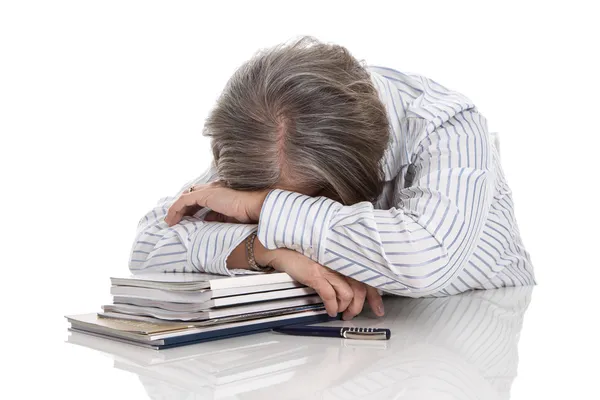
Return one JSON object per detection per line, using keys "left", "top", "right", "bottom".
{"left": 249, "top": 190, "right": 270, "bottom": 222}
{"left": 253, "top": 235, "right": 278, "bottom": 267}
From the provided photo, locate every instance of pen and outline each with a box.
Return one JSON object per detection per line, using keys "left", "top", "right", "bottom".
{"left": 272, "top": 325, "right": 391, "bottom": 340}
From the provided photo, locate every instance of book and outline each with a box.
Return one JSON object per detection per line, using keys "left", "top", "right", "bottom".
{"left": 98, "top": 300, "right": 324, "bottom": 328}
{"left": 102, "top": 294, "right": 323, "bottom": 321}
{"left": 112, "top": 287, "right": 316, "bottom": 312}
{"left": 110, "top": 271, "right": 297, "bottom": 291}
{"left": 66, "top": 271, "right": 330, "bottom": 349}
{"left": 67, "top": 304, "right": 336, "bottom": 349}
{"left": 110, "top": 282, "right": 306, "bottom": 304}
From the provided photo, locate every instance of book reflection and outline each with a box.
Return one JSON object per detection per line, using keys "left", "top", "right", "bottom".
{"left": 68, "top": 286, "right": 533, "bottom": 400}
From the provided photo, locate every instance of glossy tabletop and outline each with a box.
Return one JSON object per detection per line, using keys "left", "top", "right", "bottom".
{"left": 53, "top": 283, "right": 597, "bottom": 399}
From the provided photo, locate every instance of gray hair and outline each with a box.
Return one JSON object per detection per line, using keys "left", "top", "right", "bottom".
{"left": 203, "top": 36, "right": 390, "bottom": 205}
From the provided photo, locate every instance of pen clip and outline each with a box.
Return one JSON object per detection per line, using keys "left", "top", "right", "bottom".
{"left": 341, "top": 327, "right": 388, "bottom": 340}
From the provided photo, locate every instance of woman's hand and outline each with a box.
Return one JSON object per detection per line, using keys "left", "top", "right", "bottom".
{"left": 164, "top": 181, "right": 270, "bottom": 226}
{"left": 258, "top": 247, "right": 385, "bottom": 320}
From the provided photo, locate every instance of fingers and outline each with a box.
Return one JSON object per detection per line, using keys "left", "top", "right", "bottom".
{"left": 365, "top": 285, "right": 385, "bottom": 317}
{"left": 165, "top": 185, "right": 224, "bottom": 226}
{"left": 165, "top": 193, "right": 202, "bottom": 226}
{"left": 310, "top": 279, "right": 339, "bottom": 317}
{"left": 270, "top": 251, "right": 339, "bottom": 317}
{"left": 204, "top": 211, "right": 239, "bottom": 223}
{"left": 342, "top": 279, "right": 367, "bottom": 320}
{"left": 266, "top": 250, "right": 379, "bottom": 320}
{"left": 164, "top": 205, "right": 191, "bottom": 226}
{"left": 166, "top": 184, "right": 258, "bottom": 226}
{"left": 203, "top": 211, "right": 222, "bottom": 222}
{"left": 325, "top": 272, "right": 355, "bottom": 315}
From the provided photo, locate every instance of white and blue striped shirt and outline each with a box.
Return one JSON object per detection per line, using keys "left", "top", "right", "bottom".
{"left": 129, "top": 66, "right": 535, "bottom": 297}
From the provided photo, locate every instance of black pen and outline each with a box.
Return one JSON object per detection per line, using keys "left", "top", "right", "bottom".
{"left": 273, "top": 325, "right": 391, "bottom": 340}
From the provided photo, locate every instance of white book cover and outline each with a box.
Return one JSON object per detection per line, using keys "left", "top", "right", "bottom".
{"left": 102, "top": 295, "right": 323, "bottom": 321}
{"left": 110, "top": 280, "right": 303, "bottom": 303}
{"left": 111, "top": 271, "right": 297, "bottom": 291}
{"left": 113, "top": 287, "right": 316, "bottom": 312}
{"left": 99, "top": 302, "right": 325, "bottom": 329}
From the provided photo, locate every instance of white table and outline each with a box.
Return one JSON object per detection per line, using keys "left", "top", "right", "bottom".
{"left": 56, "top": 283, "right": 596, "bottom": 399}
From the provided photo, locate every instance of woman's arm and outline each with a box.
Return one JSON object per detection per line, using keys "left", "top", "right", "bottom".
{"left": 257, "top": 109, "right": 494, "bottom": 297}
{"left": 128, "top": 164, "right": 260, "bottom": 275}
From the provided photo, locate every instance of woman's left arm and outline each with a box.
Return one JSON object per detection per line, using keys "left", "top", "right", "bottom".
{"left": 257, "top": 109, "right": 494, "bottom": 297}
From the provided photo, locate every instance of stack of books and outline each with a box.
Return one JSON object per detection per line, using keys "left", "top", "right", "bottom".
{"left": 65, "top": 272, "right": 335, "bottom": 349}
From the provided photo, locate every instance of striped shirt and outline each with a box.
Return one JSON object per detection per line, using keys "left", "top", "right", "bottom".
{"left": 129, "top": 65, "right": 535, "bottom": 297}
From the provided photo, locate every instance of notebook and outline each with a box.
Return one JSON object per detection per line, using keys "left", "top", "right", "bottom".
{"left": 110, "top": 271, "right": 297, "bottom": 291}
{"left": 112, "top": 287, "right": 316, "bottom": 312}
{"left": 67, "top": 304, "right": 336, "bottom": 349}
{"left": 110, "top": 282, "right": 305, "bottom": 303}
{"left": 102, "top": 294, "right": 323, "bottom": 321}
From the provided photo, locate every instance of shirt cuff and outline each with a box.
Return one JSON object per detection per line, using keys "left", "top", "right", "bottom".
{"left": 257, "top": 189, "right": 340, "bottom": 262}
{"left": 187, "top": 222, "right": 258, "bottom": 276}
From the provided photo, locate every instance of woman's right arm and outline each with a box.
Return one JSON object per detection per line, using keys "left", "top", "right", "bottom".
{"left": 128, "top": 164, "right": 260, "bottom": 275}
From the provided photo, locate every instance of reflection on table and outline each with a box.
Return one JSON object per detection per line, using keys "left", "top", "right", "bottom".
{"left": 67, "top": 286, "right": 533, "bottom": 400}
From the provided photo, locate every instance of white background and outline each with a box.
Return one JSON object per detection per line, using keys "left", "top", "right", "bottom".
{"left": 1, "top": 1, "right": 598, "bottom": 398}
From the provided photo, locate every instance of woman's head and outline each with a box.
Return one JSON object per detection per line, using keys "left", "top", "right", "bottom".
{"left": 203, "top": 36, "right": 390, "bottom": 205}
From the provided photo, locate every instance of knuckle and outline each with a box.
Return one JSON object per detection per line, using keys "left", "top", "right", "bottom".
{"left": 339, "top": 289, "right": 354, "bottom": 302}
{"left": 313, "top": 284, "right": 335, "bottom": 301}
{"left": 353, "top": 283, "right": 367, "bottom": 296}
{"left": 318, "top": 289, "right": 336, "bottom": 302}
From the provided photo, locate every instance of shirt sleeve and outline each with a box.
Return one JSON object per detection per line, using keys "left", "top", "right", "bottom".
{"left": 257, "top": 109, "right": 493, "bottom": 296}
{"left": 128, "top": 163, "right": 261, "bottom": 276}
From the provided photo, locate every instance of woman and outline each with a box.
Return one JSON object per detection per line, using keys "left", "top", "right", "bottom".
{"left": 129, "top": 36, "right": 535, "bottom": 320}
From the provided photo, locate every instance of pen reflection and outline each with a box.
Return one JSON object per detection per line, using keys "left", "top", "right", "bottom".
{"left": 67, "top": 286, "right": 533, "bottom": 400}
